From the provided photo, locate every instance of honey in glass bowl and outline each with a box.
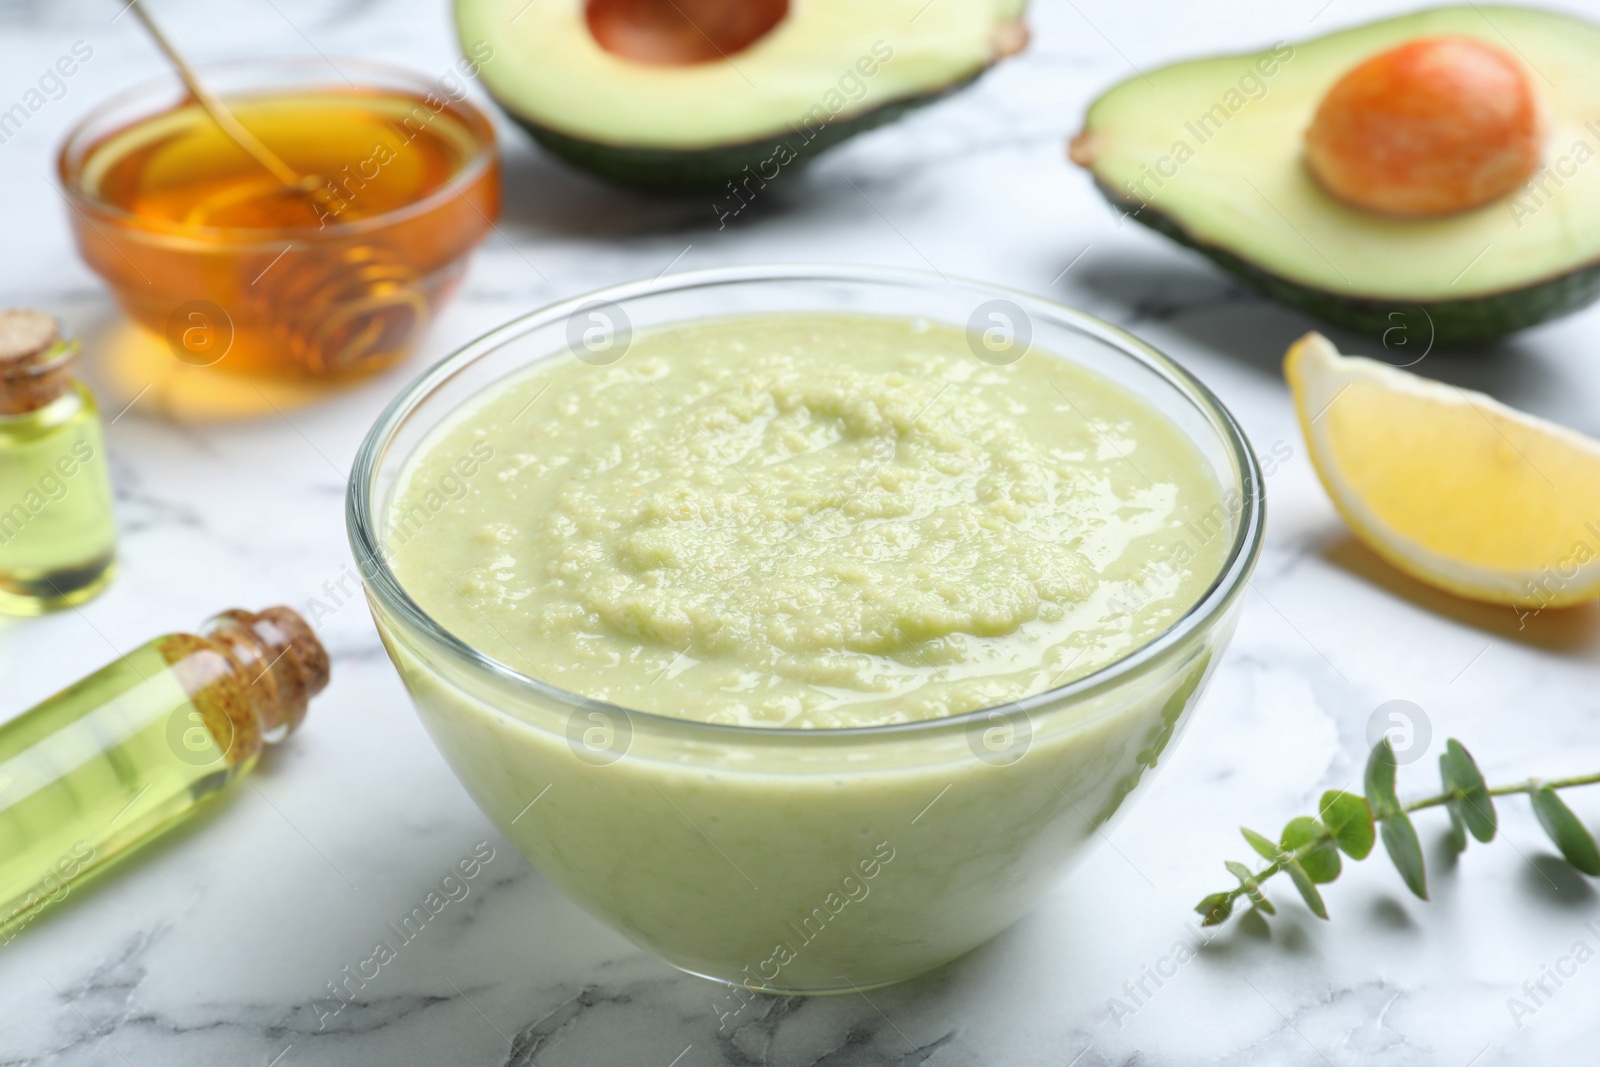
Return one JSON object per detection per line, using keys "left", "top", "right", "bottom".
{"left": 59, "top": 59, "right": 500, "bottom": 378}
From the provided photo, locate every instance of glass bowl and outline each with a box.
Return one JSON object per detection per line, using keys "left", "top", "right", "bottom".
{"left": 58, "top": 58, "right": 499, "bottom": 378}
{"left": 347, "top": 266, "right": 1265, "bottom": 993}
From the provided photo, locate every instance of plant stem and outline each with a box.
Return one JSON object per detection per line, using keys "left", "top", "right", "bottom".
{"left": 1208, "top": 831, "right": 1333, "bottom": 919}
{"left": 1404, "top": 771, "right": 1600, "bottom": 813}
{"left": 1204, "top": 770, "right": 1600, "bottom": 923}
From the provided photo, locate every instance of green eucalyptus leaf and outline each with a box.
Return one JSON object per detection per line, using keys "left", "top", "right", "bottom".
{"left": 1531, "top": 786, "right": 1600, "bottom": 876}
{"left": 1196, "top": 891, "right": 1234, "bottom": 926}
{"left": 1365, "top": 738, "right": 1401, "bottom": 818}
{"left": 1225, "top": 861, "right": 1275, "bottom": 913}
{"left": 1442, "top": 739, "right": 1487, "bottom": 791}
{"left": 1284, "top": 859, "right": 1329, "bottom": 919}
{"left": 1279, "top": 817, "right": 1320, "bottom": 849}
{"left": 1445, "top": 800, "right": 1468, "bottom": 853}
{"left": 1319, "top": 790, "right": 1376, "bottom": 859}
{"left": 1381, "top": 813, "right": 1429, "bottom": 900}
{"left": 1281, "top": 816, "right": 1342, "bottom": 883}
{"left": 1458, "top": 788, "right": 1497, "bottom": 843}
{"left": 1242, "top": 826, "right": 1280, "bottom": 861}
{"left": 1302, "top": 845, "right": 1342, "bottom": 884}
{"left": 1441, "top": 740, "right": 1496, "bottom": 843}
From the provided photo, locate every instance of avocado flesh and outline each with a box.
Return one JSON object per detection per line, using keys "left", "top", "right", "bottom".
{"left": 456, "top": 0, "right": 1024, "bottom": 190}
{"left": 1074, "top": 6, "right": 1600, "bottom": 343}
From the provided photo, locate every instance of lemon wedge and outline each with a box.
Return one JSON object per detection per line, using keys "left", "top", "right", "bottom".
{"left": 1286, "top": 332, "right": 1600, "bottom": 608}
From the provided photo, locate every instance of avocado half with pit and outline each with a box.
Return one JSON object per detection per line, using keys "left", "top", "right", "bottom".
{"left": 1070, "top": 6, "right": 1600, "bottom": 343}
{"left": 456, "top": 0, "right": 1028, "bottom": 191}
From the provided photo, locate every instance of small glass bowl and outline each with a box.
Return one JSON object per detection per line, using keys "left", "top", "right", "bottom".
{"left": 58, "top": 58, "right": 499, "bottom": 378}
{"left": 347, "top": 266, "right": 1265, "bottom": 993}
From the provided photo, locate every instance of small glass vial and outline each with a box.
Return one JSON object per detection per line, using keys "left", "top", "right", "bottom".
{"left": 0, "top": 309, "right": 117, "bottom": 614}
{"left": 0, "top": 606, "right": 330, "bottom": 942}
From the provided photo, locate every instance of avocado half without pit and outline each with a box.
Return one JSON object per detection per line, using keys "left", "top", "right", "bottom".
{"left": 456, "top": 0, "right": 1029, "bottom": 191}
{"left": 1070, "top": 6, "right": 1600, "bottom": 343}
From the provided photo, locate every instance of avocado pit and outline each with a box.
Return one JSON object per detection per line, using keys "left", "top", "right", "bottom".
{"left": 1303, "top": 36, "right": 1545, "bottom": 216}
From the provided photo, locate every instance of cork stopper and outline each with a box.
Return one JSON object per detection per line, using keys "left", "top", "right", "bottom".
{"left": 0, "top": 309, "right": 77, "bottom": 416}
{"left": 204, "top": 606, "right": 331, "bottom": 739}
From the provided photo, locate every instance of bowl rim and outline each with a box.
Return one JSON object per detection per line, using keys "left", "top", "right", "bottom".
{"left": 56, "top": 55, "right": 499, "bottom": 250}
{"left": 346, "top": 264, "right": 1266, "bottom": 741}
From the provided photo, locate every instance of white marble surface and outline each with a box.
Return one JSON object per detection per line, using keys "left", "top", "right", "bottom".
{"left": 5, "top": 0, "right": 1600, "bottom": 1063}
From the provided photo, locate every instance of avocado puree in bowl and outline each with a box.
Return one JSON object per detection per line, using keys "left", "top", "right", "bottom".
{"left": 349, "top": 267, "right": 1263, "bottom": 993}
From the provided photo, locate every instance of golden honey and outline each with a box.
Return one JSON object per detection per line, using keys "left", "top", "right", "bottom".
{"left": 60, "top": 76, "right": 498, "bottom": 377}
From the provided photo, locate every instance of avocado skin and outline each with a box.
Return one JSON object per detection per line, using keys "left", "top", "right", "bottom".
{"left": 497, "top": 77, "right": 978, "bottom": 192}
{"left": 1094, "top": 181, "right": 1600, "bottom": 345}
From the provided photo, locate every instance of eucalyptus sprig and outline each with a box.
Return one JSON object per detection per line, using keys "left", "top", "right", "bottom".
{"left": 1196, "top": 737, "right": 1600, "bottom": 926}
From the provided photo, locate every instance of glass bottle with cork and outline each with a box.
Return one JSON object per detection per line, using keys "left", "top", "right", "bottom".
{"left": 0, "top": 605, "right": 330, "bottom": 941}
{"left": 0, "top": 309, "right": 117, "bottom": 614}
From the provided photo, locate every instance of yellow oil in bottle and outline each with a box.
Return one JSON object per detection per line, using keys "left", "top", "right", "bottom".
{"left": 0, "top": 607, "right": 328, "bottom": 941}
{"left": 0, "top": 383, "right": 116, "bottom": 611}
{"left": 0, "top": 311, "right": 117, "bottom": 614}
